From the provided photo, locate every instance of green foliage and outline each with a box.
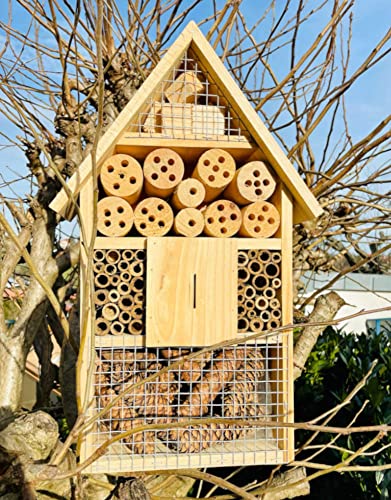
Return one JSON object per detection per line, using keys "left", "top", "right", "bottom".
{"left": 295, "top": 326, "right": 391, "bottom": 499}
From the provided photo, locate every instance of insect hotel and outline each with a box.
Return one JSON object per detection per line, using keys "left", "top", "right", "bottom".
{"left": 50, "top": 21, "right": 322, "bottom": 473}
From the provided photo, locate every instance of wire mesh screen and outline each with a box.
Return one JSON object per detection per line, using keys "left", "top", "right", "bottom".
{"left": 128, "top": 50, "right": 252, "bottom": 142}
{"left": 90, "top": 334, "right": 289, "bottom": 473}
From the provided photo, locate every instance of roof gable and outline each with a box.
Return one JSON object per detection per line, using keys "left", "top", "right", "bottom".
{"left": 50, "top": 21, "right": 322, "bottom": 223}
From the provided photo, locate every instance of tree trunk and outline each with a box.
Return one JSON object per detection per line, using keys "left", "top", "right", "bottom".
{"left": 0, "top": 333, "right": 26, "bottom": 419}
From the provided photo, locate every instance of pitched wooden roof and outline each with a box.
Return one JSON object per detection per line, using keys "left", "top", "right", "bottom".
{"left": 50, "top": 21, "right": 322, "bottom": 224}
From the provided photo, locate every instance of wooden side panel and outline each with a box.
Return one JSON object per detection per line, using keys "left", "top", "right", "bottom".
{"left": 146, "top": 237, "right": 237, "bottom": 346}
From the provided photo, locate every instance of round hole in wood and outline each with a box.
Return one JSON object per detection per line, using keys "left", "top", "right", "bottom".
{"left": 153, "top": 156, "right": 160, "bottom": 163}
{"left": 121, "top": 160, "right": 129, "bottom": 167}
{"left": 254, "top": 226, "right": 260, "bottom": 233}
{"left": 223, "top": 171, "right": 230, "bottom": 178}
{"left": 148, "top": 215, "right": 155, "bottom": 222}
{"left": 119, "top": 221, "right": 125, "bottom": 228}
{"left": 140, "top": 222, "right": 146, "bottom": 229}
{"left": 129, "top": 176, "right": 136, "bottom": 184}
{"left": 161, "top": 165, "right": 168, "bottom": 173}
{"left": 158, "top": 220, "right": 165, "bottom": 227}
{"left": 221, "top": 227, "right": 227, "bottom": 234}
{"left": 104, "top": 220, "right": 111, "bottom": 227}
{"left": 208, "top": 175, "right": 215, "bottom": 182}
{"left": 219, "top": 216, "right": 226, "bottom": 223}
{"left": 253, "top": 170, "right": 260, "bottom": 177}
{"left": 207, "top": 217, "right": 214, "bottom": 224}
{"left": 218, "top": 156, "right": 225, "bottom": 163}
{"left": 141, "top": 207, "right": 148, "bottom": 214}
{"left": 119, "top": 172, "right": 125, "bottom": 179}
{"left": 255, "top": 189, "right": 262, "bottom": 196}
{"left": 254, "top": 180, "right": 261, "bottom": 187}
{"left": 212, "top": 165, "right": 219, "bottom": 172}
{"left": 245, "top": 180, "right": 252, "bottom": 187}
{"left": 168, "top": 158, "right": 175, "bottom": 166}
{"left": 258, "top": 215, "right": 264, "bottom": 221}
{"left": 169, "top": 174, "right": 176, "bottom": 181}
{"left": 248, "top": 213, "right": 255, "bottom": 220}
{"left": 217, "top": 204, "right": 224, "bottom": 211}
{"left": 117, "top": 206, "right": 124, "bottom": 214}
{"left": 268, "top": 218, "right": 275, "bottom": 224}
{"left": 157, "top": 204, "right": 164, "bottom": 211}
{"left": 262, "top": 205, "right": 269, "bottom": 212}
{"left": 188, "top": 220, "right": 195, "bottom": 226}
{"left": 104, "top": 209, "right": 111, "bottom": 216}
{"left": 151, "top": 173, "right": 158, "bottom": 180}
{"left": 113, "top": 183, "right": 120, "bottom": 190}
{"left": 190, "top": 188, "right": 197, "bottom": 195}
{"left": 230, "top": 213, "right": 238, "bottom": 220}
{"left": 204, "top": 159, "right": 210, "bottom": 166}
{"left": 263, "top": 179, "right": 270, "bottom": 186}
{"left": 107, "top": 165, "right": 114, "bottom": 173}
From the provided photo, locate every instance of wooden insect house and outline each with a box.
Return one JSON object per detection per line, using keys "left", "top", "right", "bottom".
{"left": 50, "top": 21, "right": 322, "bottom": 473}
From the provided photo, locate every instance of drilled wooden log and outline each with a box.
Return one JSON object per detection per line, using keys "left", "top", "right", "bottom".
{"left": 97, "top": 196, "right": 134, "bottom": 237}
{"left": 192, "top": 149, "right": 236, "bottom": 202}
{"left": 224, "top": 161, "right": 276, "bottom": 204}
{"left": 203, "top": 200, "right": 241, "bottom": 237}
{"left": 240, "top": 201, "right": 280, "bottom": 238}
{"left": 134, "top": 198, "right": 173, "bottom": 236}
{"left": 173, "top": 208, "right": 204, "bottom": 237}
{"left": 144, "top": 148, "right": 184, "bottom": 198}
{"left": 100, "top": 154, "right": 143, "bottom": 203}
{"left": 171, "top": 178, "right": 206, "bottom": 210}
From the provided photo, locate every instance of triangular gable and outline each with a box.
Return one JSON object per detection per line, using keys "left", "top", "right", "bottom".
{"left": 50, "top": 21, "right": 322, "bottom": 223}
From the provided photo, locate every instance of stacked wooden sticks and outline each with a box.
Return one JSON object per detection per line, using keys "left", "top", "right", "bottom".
{"left": 97, "top": 147, "right": 281, "bottom": 238}
{"left": 237, "top": 250, "right": 282, "bottom": 333}
{"left": 93, "top": 249, "right": 146, "bottom": 336}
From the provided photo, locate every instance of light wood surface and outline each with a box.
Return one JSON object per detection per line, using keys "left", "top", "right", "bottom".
{"left": 173, "top": 208, "right": 204, "bottom": 237}
{"left": 224, "top": 161, "right": 276, "bottom": 205}
{"left": 134, "top": 198, "right": 173, "bottom": 236}
{"left": 171, "top": 178, "right": 205, "bottom": 210}
{"left": 146, "top": 237, "right": 237, "bottom": 346}
{"left": 165, "top": 70, "right": 204, "bottom": 103}
{"left": 161, "top": 103, "right": 193, "bottom": 138}
{"left": 239, "top": 201, "right": 280, "bottom": 238}
{"left": 203, "top": 200, "right": 241, "bottom": 237}
{"left": 97, "top": 196, "right": 134, "bottom": 237}
{"left": 144, "top": 148, "right": 184, "bottom": 197}
{"left": 192, "top": 149, "right": 236, "bottom": 202}
{"left": 143, "top": 101, "right": 162, "bottom": 133}
{"left": 192, "top": 105, "right": 225, "bottom": 138}
{"left": 100, "top": 154, "right": 143, "bottom": 203}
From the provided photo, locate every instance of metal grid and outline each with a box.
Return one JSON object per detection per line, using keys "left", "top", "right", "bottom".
{"left": 238, "top": 250, "right": 282, "bottom": 334}
{"left": 129, "top": 50, "right": 251, "bottom": 142}
{"left": 91, "top": 334, "right": 289, "bottom": 473}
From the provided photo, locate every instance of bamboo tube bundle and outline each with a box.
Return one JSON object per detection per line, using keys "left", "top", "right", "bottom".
{"left": 134, "top": 198, "right": 173, "bottom": 236}
{"left": 238, "top": 250, "right": 249, "bottom": 267}
{"left": 238, "top": 305, "right": 245, "bottom": 317}
{"left": 117, "top": 260, "right": 129, "bottom": 273}
{"left": 237, "top": 293, "right": 245, "bottom": 305}
{"left": 260, "top": 310, "right": 271, "bottom": 322}
{"left": 247, "top": 309, "right": 256, "bottom": 319}
{"left": 245, "top": 299, "right": 255, "bottom": 310}
{"left": 271, "top": 309, "right": 282, "bottom": 320}
{"left": 131, "top": 305, "right": 144, "bottom": 320}
{"left": 97, "top": 196, "right": 134, "bottom": 237}
{"left": 135, "top": 249, "right": 146, "bottom": 260}
{"left": 95, "top": 318, "right": 110, "bottom": 336}
{"left": 270, "top": 298, "right": 281, "bottom": 310}
{"left": 252, "top": 274, "right": 269, "bottom": 291}
{"left": 171, "top": 178, "right": 206, "bottom": 210}
{"left": 248, "top": 249, "right": 258, "bottom": 259}
{"left": 95, "top": 273, "right": 110, "bottom": 289}
{"left": 239, "top": 201, "right": 280, "bottom": 238}
{"left": 120, "top": 271, "right": 131, "bottom": 282}
{"left": 133, "top": 292, "right": 144, "bottom": 304}
{"left": 192, "top": 149, "right": 236, "bottom": 202}
{"left": 110, "top": 321, "right": 125, "bottom": 336}
{"left": 244, "top": 285, "right": 256, "bottom": 299}
{"left": 224, "top": 161, "right": 276, "bottom": 205}
{"left": 144, "top": 148, "right": 184, "bottom": 197}
{"left": 237, "top": 281, "right": 246, "bottom": 294}
{"left": 95, "top": 289, "right": 109, "bottom": 306}
{"left": 272, "top": 277, "right": 282, "bottom": 289}
{"left": 174, "top": 208, "right": 204, "bottom": 237}
{"left": 100, "top": 154, "right": 143, "bottom": 203}
{"left": 102, "top": 303, "right": 120, "bottom": 321}
{"left": 204, "top": 200, "right": 241, "bottom": 237}
{"left": 104, "top": 263, "right": 117, "bottom": 276}
{"left": 131, "top": 277, "right": 145, "bottom": 293}
{"left": 272, "top": 252, "right": 282, "bottom": 263}
{"left": 267, "top": 319, "right": 281, "bottom": 330}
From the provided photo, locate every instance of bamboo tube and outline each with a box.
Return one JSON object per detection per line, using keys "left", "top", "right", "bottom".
{"left": 260, "top": 310, "right": 271, "bottom": 322}
{"left": 135, "top": 249, "right": 146, "bottom": 261}
{"left": 248, "top": 259, "right": 263, "bottom": 275}
{"left": 204, "top": 200, "right": 241, "bottom": 237}
{"left": 104, "top": 263, "right": 117, "bottom": 276}
{"left": 118, "top": 260, "right": 129, "bottom": 272}
{"left": 239, "top": 201, "right": 280, "bottom": 238}
{"left": 94, "top": 273, "right": 110, "bottom": 289}
{"left": 171, "top": 178, "right": 206, "bottom": 210}
{"left": 271, "top": 309, "right": 282, "bottom": 319}
{"left": 119, "top": 310, "right": 132, "bottom": 324}
{"left": 247, "top": 309, "right": 256, "bottom": 319}
{"left": 252, "top": 274, "right": 269, "bottom": 291}
{"left": 223, "top": 161, "right": 276, "bottom": 204}
{"left": 94, "top": 290, "right": 109, "bottom": 306}
{"left": 134, "top": 197, "right": 173, "bottom": 236}
{"left": 272, "top": 277, "right": 282, "bottom": 289}
{"left": 238, "top": 317, "right": 249, "bottom": 333}
{"left": 244, "top": 285, "right": 256, "bottom": 299}
{"left": 238, "top": 250, "right": 249, "bottom": 267}
{"left": 144, "top": 148, "right": 184, "bottom": 197}
{"left": 238, "top": 305, "right": 245, "bottom": 316}
{"left": 108, "top": 289, "right": 120, "bottom": 303}
{"left": 133, "top": 292, "right": 144, "bottom": 304}
{"left": 118, "top": 281, "right": 131, "bottom": 296}
{"left": 237, "top": 282, "right": 245, "bottom": 294}
{"left": 192, "top": 149, "right": 236, "bottom": 202}
{"left": 174, "top": 208, "right": 204, "bottom": 237}
{"left": 248, "top": 249, "right": 258, "bottom": 259}
{"left": 97, "top": 196, "right": 134, "bottom": 237}
{"left": 105, "top": 249, "right": 120, "bottom": 264}
{"left": 250, "top": 318, "right": 264, "bottom": 332}
{"left": 129, "top": 319, "right": 144, "bottom": 335}
{"left": 265, "top": 262, "right": 280, "bottom": 278}
{"left": 93, "top": 261, "right": 105, "bottom": 273}
{"left": 272, "top": 252, "right": 282, "bottom": 263}
{"left": 100, "top": 154, "right": 143, "bottom": 203}
{"left": 110, "top": 275, "right": 120, "bottom": 287}
{"left": 270, "top": 298, "right": 281, "bottom": 310}
{"left": 264, "top": 287, "right": 276, "bottom": 299}
{"left": 120, "top": 271, "right": 131, "bottom": 282}
{"left": 238, "top": 293, "right": 245, "bottom": 305}
{"left": 255, "top": 296, "right": 268, "bottom": 310}
{"left": 131, "top": 277, "right": 145, "bottom": 293}
{"left": 267, "top": 319, "right": 281, "bottom": 330}
{"left": 93, "top": 249, "right": 105, "bottom": 262}
{"left": 122, "top": 249, "right": 134, "bottom": 261}
{"left": 110, "top": 321, "right": 125, "bottom": 336}
{"left": 95, "top": 318, "right": 110, "bottom": 336}
{"left": 118, "top": 295, "right": 133, "bottom": 310}
{"left": 238, "top": 267, "right": 250, "bottom": 282}
{"left": 102, "top": 303, "right": 120, "bottom": 321}
{"left": 245, "top": 299, "right": 255, "bottom": 310}
{"left": 258, "top": 250, "right": 272, "bottom": 263}
{"left": 129, "top": 261, "right": 144, "bottom": 277}
{"left": 131, "top": 305, "right": 144, "bottom": 319}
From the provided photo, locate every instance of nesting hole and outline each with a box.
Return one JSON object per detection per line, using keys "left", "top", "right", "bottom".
{"left": 151, "top": 173, "right": 159, "bottom": 180}
{"left": 153, "top": 156, "right": 160, "bottom": 163}
{"left": 107, "top": 165, "right": 114, "bottom": 173}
